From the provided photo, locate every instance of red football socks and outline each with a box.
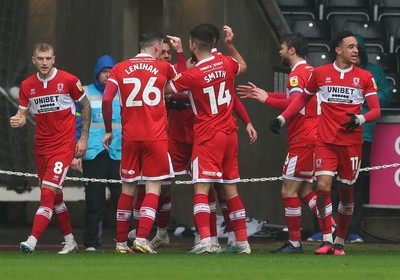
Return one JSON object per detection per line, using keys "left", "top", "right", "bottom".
{"left": 227, "top": 196, "right": 247, "bottom": 242}
{"left": 116, "top": 193, "right": 134, "bottom": 242}
{"left": 53, "top": 192, "right": 72, "bottom": 236}
{"left": 31, "top": 188, "right": 56, "bottom": 240}
{"left": 283, "top": 196, "right": 302, "bottom": 242}
{"left": 137, "top": 193, "right": 159, "bottom": 239}
{"left": 193, "top": 193, "right": 211, "bottom": 239}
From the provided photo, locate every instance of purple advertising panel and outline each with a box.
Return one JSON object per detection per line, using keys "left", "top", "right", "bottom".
{"left": 370, "top": 123, "right": 400, "bottom": 207}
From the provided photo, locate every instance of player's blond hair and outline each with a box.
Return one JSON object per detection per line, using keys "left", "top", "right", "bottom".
{"left": 32, "top": 42, "right": 55, "bottom": 56}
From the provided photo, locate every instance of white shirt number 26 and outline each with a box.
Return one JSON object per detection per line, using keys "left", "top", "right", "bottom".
{"left": 123, "top": 77, "right": 161, "bottom": 107}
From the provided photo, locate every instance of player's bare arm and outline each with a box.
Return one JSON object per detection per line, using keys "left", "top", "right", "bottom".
{"left": 223, "top": 25, "right": 247, "bottom": 75}
{"left": 10, "top": 108, "right": 28, "bottom": 128}
{"left": 236, "top": 82, "right": 268, "bottom": 103}
{"left": 75, "top": 96, "right": 91, "bottom": 158}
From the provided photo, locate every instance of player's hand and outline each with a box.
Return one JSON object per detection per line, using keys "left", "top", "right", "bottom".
{"left": 269, "top": 116, "right": 285, "bottom": 135}
{"left": 102, "top": 132, "right": 113, "bottom": 152}
{"left": 237, "top": 82, "right": 268, "bottom": 103}
{"left": 167, "top": 35, "right": 183, "bottom": 53}
{"left": 70, "top": 158, "right": 83, "bottom": 173}
{"left": 75, "top": 138, "right": 88, "bottom": 158}
{"left": 341, "top": 113, "right": 364, "bottom": 131}
{"left": 10, "top": 114, "right": 26, "bottom": 128}
{"left": 246, "top": 123, "right": 258, "bottom": 144}
{"left": 224, "top": 25, "right": 234, "bottom": 45}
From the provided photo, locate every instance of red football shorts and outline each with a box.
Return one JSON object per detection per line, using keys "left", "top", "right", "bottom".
{"left": 121, "top": 140, "right": 174, "bottom": 182}
{"left": 35, "top": 150, "right": 74, "bottom": 189}
{"left": 314, "top": 142, "right": 362, "bottom": 185}
{"left": 282, "top": 144, "right": 315, "bottom": 183}
{"left": 191, "top": 131, "right": 240, "bottom": 184}
{"left": 168, "top": 138, "right": 192, "bottom": 175}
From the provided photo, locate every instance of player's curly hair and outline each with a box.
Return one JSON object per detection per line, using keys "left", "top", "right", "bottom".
{"left": 280, "top": 33, "right": 309, "bottom": 58}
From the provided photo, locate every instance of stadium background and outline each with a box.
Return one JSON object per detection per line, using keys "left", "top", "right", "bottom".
{"left": 1, "top": 0, "right": 399, "bottom": 241}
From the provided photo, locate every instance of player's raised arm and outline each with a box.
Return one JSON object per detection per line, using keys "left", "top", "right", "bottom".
{"left": 167, "top": 35, "right": 187, "bottom": 73}
{"left": 224, "top": 25, "right": 247, "bottom": 75}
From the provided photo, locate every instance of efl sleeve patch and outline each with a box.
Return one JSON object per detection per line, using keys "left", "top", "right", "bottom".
{"left": 372, "top": 78, "right": 377, "bottom": 90}
{"left": 290, "top": 76, "right": 299, "bottom": 87}
{"left": 76, "top": 79, "right": 83, "bottom": 91}
{"left": 173, "top": 73, "right": 182, "bottom": 81}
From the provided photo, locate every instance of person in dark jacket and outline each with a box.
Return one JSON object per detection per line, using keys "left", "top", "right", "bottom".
{"left": 344, "top": 34, "right": 391, "bottom": 242}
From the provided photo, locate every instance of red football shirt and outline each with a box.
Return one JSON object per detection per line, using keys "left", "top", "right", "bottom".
{"left": 168, "top": 106, "right": 194, "bottom": 144}
{"left": 107, "top": 53, "right": 176, "bottom": 141}
{"left": 305, "top": 63, "right": 377, "bottom": 145}
{"left": 286, "top": 61, "right": 318, "bottom": 147}
{"left": 19, "top": 68, "right": 85, "bottom": 155}
{"left": 170, "top": 55, "right": 239, "bottom": 144}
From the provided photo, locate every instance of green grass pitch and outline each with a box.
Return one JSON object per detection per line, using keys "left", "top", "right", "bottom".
{"left": 0, "top": 244, "right": 399, "bottom": 280}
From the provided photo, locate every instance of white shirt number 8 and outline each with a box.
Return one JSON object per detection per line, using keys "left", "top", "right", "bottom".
{"left": 123, "top": 77, "right": 161, "bottom": 107}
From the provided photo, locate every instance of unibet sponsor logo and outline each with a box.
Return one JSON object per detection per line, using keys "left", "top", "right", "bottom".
{"left": 33, "top": 95, "right": 61, "bottom": 113}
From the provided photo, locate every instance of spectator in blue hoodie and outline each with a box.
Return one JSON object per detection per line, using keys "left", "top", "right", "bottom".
{"left": 71, "top": 55, "right": 122, "bottom": 251}
{"left": 338, "top": 34, "right": 391, "bottom": 243}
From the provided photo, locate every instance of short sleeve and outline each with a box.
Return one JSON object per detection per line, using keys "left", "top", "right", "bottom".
{"left": 69, "top": 76, "right": 86, "bottom": 102}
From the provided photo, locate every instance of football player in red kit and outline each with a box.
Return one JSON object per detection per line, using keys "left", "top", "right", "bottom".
{"left": 10, "top": 42, "right": 91, "bottom": 254}
{"left": 131, "top": 39, "right": 187, "bottom": 250}
{"left": 270, "top": 31, "right": 381, "bottom": 255}
{"left": 102, "top": 31, "right": 176, "bottom": 254}
{"left": 237, "top": 33, "right": 321, "bottom": 253}
{"left": 166, "top": 24, "right": 251, "bottom": 254}
{"left": 168, "top": 23, "right": 257, "bottom": 252}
